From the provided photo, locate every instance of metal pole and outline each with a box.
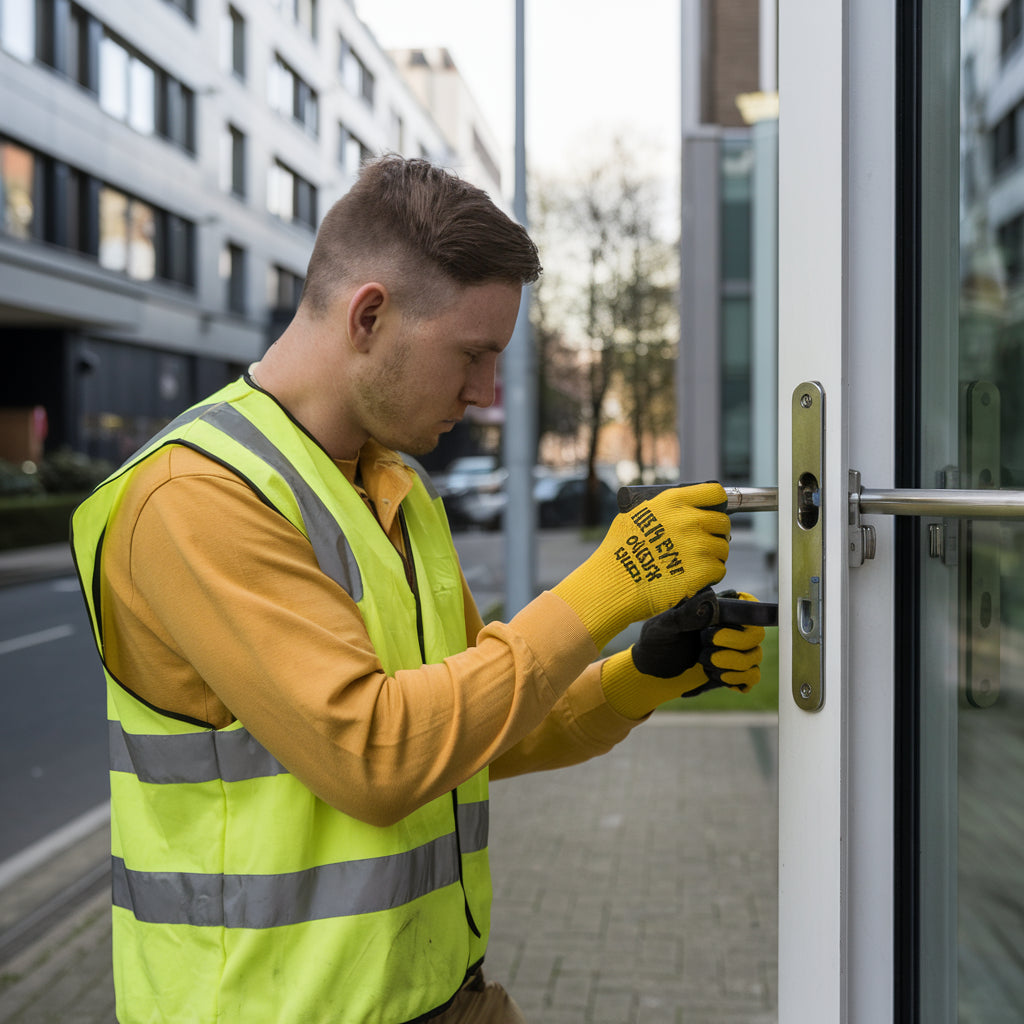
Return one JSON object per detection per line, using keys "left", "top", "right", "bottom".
{"left": 503, "top": 0, "right": 536, "bottom": 615}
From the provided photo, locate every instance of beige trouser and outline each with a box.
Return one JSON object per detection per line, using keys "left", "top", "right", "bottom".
{"left": 431, "top": 969, "right": 528, "bottom": 1023}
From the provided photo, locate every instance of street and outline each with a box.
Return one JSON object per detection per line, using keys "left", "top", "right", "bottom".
{"left": 0, "top": 575, "right": 107, "bottom": 863}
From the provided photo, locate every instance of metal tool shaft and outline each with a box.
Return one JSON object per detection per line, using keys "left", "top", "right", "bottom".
{"left": 617, "top": 484, "right": 779, "bottom": 514}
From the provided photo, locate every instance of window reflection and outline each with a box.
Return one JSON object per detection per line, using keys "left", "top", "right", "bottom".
{"left": 0, "top": 0, "right": 34, "bottom": 62}
{"left": 0, "top": 140, "right": 35, "bottom": 239}
{"left": 955, "top": 3, "right": 1024, "bottom": 1018}
{"left": 129, "top": 59, "right": 155, "bottom": 135}
{"left": 127, "top": 200, "right": 155, "bottom": 281}
{"left": 99, "top": 36, "right": 129, "bottom": 122}
{"left": 99, "top": 186, "right": 128, "bottom": 271}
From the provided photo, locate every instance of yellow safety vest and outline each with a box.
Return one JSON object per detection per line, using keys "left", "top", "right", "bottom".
{"left": 71, "top": 378, "right": 491, "bottom": 1024}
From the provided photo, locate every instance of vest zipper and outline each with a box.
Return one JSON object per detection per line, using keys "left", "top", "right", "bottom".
{"left": 398, "top": 510, "right": 480, "bottom": 939}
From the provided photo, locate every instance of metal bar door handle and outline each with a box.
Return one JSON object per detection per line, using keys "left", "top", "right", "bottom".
{"left": 857, "top": 487, "right": 1024, "bottom": 518}
{"left": 621, "top": 484, "right": 1024, "bottom": 519}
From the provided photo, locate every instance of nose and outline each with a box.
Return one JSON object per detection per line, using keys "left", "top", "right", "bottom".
{"left": 461, "top": 360, "right": 497, "bottom": 408}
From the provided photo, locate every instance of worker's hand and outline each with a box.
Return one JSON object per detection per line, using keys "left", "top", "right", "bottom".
{"left": 553, "top": 482, "right": 730, "bottom": 650}
{"left": 600, "top": 591, "right": 766, "bottom": 718}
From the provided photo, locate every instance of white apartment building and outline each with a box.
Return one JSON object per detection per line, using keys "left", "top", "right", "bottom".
{"left": 0, "top": 0, "right": 504, "bottom": 462}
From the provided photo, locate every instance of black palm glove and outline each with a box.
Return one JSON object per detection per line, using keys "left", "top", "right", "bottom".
{"left": 629, "top": 589, "right": 765, "bottom": 698}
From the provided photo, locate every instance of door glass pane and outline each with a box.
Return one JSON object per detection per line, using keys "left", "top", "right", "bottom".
{"left": 958, "top": 3, "right": 1024, "bottom": 1017}
{"left": 919, "top": 2, "right": 1024, "bottom": 1018}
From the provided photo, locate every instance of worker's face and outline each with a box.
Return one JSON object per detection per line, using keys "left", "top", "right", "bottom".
{"left": 356, "top": 280, "right": 522, "bottom": 455}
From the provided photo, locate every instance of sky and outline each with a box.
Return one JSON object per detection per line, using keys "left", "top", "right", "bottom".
{"left": 353, "top": 0, "right": 681, "bottom": 207}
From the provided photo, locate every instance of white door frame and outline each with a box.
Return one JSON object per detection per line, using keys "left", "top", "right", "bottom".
{"left": 777, "top": 0, "right": 897, "bottom": 1019}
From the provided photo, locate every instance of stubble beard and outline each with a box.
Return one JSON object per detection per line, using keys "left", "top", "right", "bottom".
{"left": 357, "top": 339, "right": 440, "bottom": 456}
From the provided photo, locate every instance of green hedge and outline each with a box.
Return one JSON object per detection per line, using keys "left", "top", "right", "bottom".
{"left": 0, "top": 493, "right": 87, "bottom": 551}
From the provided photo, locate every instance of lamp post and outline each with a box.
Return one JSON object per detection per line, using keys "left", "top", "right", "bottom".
{"left": 502, "top": 0, "right": 536, "bottom": 615}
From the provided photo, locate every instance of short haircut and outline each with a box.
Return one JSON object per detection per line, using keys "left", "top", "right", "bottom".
{"left": 300, "top": 155, "right": 542, "bottom": 318}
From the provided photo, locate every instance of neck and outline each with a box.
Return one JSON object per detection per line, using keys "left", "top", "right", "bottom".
{"left": 249, "top": 329, "right": 367, "bottom": 460}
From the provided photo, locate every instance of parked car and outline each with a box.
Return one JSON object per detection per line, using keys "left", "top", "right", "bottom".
{"left": 434, "top": 455, "right": 508, "bottom": 530}
{"left": 534, "top": 471, "right": 619, "bottom": 528}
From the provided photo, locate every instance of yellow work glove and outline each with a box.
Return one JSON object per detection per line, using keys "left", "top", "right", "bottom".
{"left": 600, "top": 591, "right": 766, "bottom": 719}
{"left": 552, "top": 482, "right": 730, "bottom": 651}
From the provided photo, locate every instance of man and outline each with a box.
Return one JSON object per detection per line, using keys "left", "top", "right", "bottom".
{"left": 71, "top": 156, "right": 764, "bottom": 1023}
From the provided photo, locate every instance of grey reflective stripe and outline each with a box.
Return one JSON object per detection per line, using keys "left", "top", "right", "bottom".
{"left": 109, "top": 720, "right": 287, "bottom": 783}
{"left": 456, "top": 799, "right": 488, "bottom": 855}
{"left": 109, "top": 722, "right": 488, "bottom": 849}
{"left": 119, "top": 402, "right": 221, "bottom": 470}
{"left": 112, "top": 832, "right": 467, "bottom": 927}
{"left": 401, "top": 453, "right": 440, "bottom": 500}
{"left": 199, "top": 403, "right": 363, "bottom": 600}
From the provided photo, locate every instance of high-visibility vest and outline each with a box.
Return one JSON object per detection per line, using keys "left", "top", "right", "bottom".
{"left": 71, "top": 378, "right": 491, "bottom": 1024}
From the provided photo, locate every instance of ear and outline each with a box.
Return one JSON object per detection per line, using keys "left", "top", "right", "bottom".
{"left": 347, "top": 283, "right": 388, "bottom": 353}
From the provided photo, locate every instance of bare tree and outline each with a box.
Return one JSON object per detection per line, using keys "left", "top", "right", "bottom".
{"left": 610, "top": 170, "right": 679, "bottom": 481}
{"left": 529, "top": 139, "right": 678, "bottom": 523}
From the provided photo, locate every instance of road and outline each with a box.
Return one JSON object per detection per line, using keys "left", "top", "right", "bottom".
{"left": 0, "top": 575, "right": 107, "bottom": 863}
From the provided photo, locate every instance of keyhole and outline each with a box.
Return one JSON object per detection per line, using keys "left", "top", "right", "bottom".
{"left": 797, "top": 472, "right": 821, "bottom": 530}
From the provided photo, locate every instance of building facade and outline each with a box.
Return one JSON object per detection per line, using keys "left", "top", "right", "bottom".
{"left": 0, "top": 0, "right": 502, "bottom": 464}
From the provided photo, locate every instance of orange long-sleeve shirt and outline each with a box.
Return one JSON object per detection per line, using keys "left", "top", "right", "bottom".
{"left": 99, "top": 443, "right": 638, "bottom": 827}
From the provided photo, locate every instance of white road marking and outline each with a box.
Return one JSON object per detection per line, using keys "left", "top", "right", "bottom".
{"left": 0, "top": 624, "right": 75, "bottom": 656}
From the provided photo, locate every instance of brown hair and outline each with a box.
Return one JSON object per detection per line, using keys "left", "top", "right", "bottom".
{"left": 300, "top": 155, "right": 542, "bottom": 318}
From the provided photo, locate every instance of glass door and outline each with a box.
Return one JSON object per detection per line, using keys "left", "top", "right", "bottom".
{"left": 777, "top": 0, "right": 1024, "bottom": 1020}
{"left": 917, "top": 1, "right": 1024, "bottom": 1019}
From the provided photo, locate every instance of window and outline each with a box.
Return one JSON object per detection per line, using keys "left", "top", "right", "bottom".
{"left": 66, "top": 4, "right": 92, "bottom": 89}
{"left": 98, "top": 35, "right": 130, "bottom": 121}
{"left": 270, "top": 0, "right": 315, "bottom": 38}
{"left": 0, "top": 139, "right": 36, "bottom": 238}
{"left": 0, "top": 136, "right": 193, "bottom": 285}
{"left": 220, "top": 242, "right": 246, "bottom": 314}
{"left": 129, "top": 59, "right": 156, "bottom": 135}
{"left": 162, "top": 212, "right": 195, "bottom": 287}
{"left": 223, "top": 6, "right": 245, "bottom": 79}
{"left": 993, "top": 106, "right": 1020, "bottom": 176}
{"left": 268, "top": 55, "right": 318, "bottom": 136}
{"left": 339, "top": 36, "right": 374, "bottom": 107}
{"left": 156, "top": 75, "right": 196, "bottom": 153}
{"left": 1002, "top": 0, "right": 1024, "bottom": 60}
{"left": 1, "top": 140, "right": 92, "bottom": 252}
{"left": 127, "top": 198, "right": 156, "bottom": 280}
{"left": 998, "top": 214, "right": 1024, "bottom": 287}
{"left": 99, "top": 187, "right": 156, "bottom": 279}
{"left": 0, "top": 0, "right": 34, "bottom": 61}
{"left": 59, "top": 166, "right": 89, "bottom": 253}
{"left": 99, "top": 185, "right": 193, "bottom": 287}
{"left": 267, "top": 160, "right": 316, "bottom": 229}
{"left": 338, "top": 125, "right": 372, "bottom": 173}
{"left": 221, "top": 124, "right": 246, "bottom": 198}
{"left": 267, "top": 264, "right": 304, "bottom": 311}
{"left": 99, "top": 32, "right": 191, "bottom": 149}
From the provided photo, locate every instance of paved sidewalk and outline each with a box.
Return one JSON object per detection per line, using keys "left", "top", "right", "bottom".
{"left": 0, "top": 530, "right": 779, "bottom": 1023}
